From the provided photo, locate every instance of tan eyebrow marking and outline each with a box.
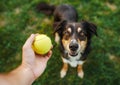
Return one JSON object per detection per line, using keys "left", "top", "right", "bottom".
{"left": 67, "top": 27, "right": 72, "bottom": 33}
{"left": 78, "top": 27, "right": 82, "bottom": 32}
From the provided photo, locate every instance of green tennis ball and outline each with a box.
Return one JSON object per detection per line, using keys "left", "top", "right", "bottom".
{"left": 32, "top": 34, "right": 52, "bottom": 55}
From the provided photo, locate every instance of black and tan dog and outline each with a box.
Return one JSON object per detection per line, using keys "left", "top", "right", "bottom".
{"left": 36, "top": 2, "right": 97, "bottom": 78}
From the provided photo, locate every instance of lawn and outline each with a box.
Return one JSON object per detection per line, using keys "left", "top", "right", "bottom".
{"left": 0, "top": 0, "right": 120, "bottom": 85}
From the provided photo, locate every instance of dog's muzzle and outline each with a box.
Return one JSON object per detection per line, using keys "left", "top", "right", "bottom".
{"left": 69, "top": 39, "right": 79, "bottom": 56}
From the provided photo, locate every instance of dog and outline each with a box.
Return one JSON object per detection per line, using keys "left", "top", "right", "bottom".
{"left": 36, "top": 2, "right": 97, "bottom": 78}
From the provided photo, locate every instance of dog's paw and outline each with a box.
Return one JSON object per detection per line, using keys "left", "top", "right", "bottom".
{"left": 78, "top": 71, "right": 84, "bottom": 78}
{"left": 60, "top": 70, "right": 67, "bottom": 78}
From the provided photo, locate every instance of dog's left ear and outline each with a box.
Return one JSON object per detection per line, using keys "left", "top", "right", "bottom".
{"left": 53, "top": 20, "right": 67, "bottom": 35}
{"left": 81, "top": 20, "right": 98, "bottom": 36}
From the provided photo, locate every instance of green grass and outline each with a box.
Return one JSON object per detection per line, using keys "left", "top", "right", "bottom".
{"left": 0, "top": 0, "right": 120, "bottom": 85}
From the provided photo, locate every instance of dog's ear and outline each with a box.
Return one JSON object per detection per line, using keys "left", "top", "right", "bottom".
{"left": 81, "top": 20, "right": 97, "bottom": 36}
{"left": 53, "top": 20, "right": 67, "bottom": 35}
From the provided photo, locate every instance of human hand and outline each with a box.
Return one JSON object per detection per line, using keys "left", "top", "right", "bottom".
{"left": 22, "top": 34, "right": 52, "bottom": 79}
{"left": 0, "top": 34, "right": 52, "bottom": 85}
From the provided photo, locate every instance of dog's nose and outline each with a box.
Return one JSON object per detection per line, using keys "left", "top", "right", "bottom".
{"left": 69, "top": 43, "right": 78, "bottom": 51}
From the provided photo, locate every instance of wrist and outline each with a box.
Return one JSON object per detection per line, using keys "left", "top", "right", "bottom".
{"left": 8, "top": 64, "right": 35, "bottom": 85}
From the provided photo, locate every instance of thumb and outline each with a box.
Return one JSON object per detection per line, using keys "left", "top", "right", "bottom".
{"left": 23, "top": 34, "right": 35, "bottom": 49}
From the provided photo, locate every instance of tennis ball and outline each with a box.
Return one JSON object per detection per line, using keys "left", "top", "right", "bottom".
{"left": 32, "top": 34, "right": 52, "bottom": 55}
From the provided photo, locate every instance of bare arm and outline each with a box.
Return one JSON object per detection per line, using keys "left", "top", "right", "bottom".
{"left": 0, "top": 34, "right": 52, "bottom": 85}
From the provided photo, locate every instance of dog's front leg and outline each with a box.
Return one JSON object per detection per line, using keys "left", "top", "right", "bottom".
{"left": 55, "top": 33, "right": 60, "bottom": 44}
{"left": 60, "top": 63, "right": 68, "bottom": 78}
{"left": 77, "top": 64, "right": 84, "bottom": 78}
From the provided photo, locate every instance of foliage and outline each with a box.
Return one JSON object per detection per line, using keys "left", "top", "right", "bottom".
{"left": 0, "top": 0, "right": 120, "bottom": 85}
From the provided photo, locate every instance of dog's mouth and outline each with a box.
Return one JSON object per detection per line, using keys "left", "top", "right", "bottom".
{"left": 68, "top": 51, "right": 78, "bottom": 56}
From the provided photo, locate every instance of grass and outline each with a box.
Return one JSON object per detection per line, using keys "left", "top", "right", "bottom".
{"left": 0, "top": 0, "right": 120, "bottom": 85}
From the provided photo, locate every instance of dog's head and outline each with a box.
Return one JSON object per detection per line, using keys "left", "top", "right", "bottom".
{"left": 54, "top": 20, "right": 97, "bottom": 57}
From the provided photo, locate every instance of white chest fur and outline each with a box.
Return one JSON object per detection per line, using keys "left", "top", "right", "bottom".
{"left": 62, "top": 53, "right": 84, "bottom": 67}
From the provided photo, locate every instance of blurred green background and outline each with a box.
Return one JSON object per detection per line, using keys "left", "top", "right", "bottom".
{"left": 0, "top": 0, "right": 120, "bottom": 85}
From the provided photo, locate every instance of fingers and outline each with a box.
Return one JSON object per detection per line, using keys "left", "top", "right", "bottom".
{"left": 37, "top": 50, "right": 52, "bottom": 60}
{"left": 37, "top": 50, "right": 52, "bottom": 58}
{"left": 44, "top": 50, "right": 52, "bottom": 61}
{"left": 51, "top": 45, "right": 53, "bottom": 49}
{"left": 47, "top": 50, "right": 52, "bottom": 58}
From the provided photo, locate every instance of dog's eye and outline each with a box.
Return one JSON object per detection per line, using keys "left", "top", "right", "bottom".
{"left": 63, "top": 31, "right": 70, "bottom": 40}
{"left": 79, "top": 32, "right": 84, "bottom": 36}
{"left": 64, "top": 31, "right": 70, "bottom": 35}
{"left": 79, "top": 32, "right": 86, "bottom": 41}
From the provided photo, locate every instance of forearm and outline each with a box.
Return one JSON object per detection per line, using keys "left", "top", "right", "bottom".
{"left": 0, "top": 65, "right": 35, "bottom": 85}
